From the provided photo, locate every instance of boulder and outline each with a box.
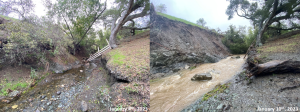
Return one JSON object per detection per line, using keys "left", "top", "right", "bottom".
{"left": 231, "top": 56, "right": 240, "bottom": 59}
{"left": 81, "top": 101, "right": 88, "bottom": 112}
{"left": 191, "top": 73, "right": 212, "bottom": 81}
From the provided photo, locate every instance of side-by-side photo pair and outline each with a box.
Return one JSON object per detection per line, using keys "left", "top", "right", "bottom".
{"left": 0, "top": 0, "right": 300, "bottom": 112}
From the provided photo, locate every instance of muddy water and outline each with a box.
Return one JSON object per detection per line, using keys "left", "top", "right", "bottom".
{"left": 150, "top": 55, "right": 246, "bottom": 112}
{"left": 0, "top": 63, "right": 115, "bottom": 112}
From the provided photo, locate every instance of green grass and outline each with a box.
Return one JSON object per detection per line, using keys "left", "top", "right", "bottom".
{"left": 157, "top": 12, "right": 205, "bottom": 29}
{"left": 157, "top": 12, "right": 220, "bottom": 34}
{"left": 0, "top": 15, "right": 18, "bottom": 21}
{"left": 108, "top": 50, "right": 126, "bottom": 65}
{"left": 0, "top": 81, "right": 28, "bottom": 96}
{"left": 135, "top": 29, "right": 150, "bottom": 35}
{"left": 202, "top": 83, "right": 229, "bottom": 101}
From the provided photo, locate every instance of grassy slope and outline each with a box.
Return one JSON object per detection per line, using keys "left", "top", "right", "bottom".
{"left": 258, "top": 34, "right": 300, "bottom": 54}
{"left": 103, "top": 32, "right": 150, "bottom": 108}
{"left": 157, "top": 12, "right": 219, "bottom": 34}
{"left": 0, "top": 15, "right": 18, "bottom": 21}
{"left": 256, "top": 34, "right": 300, "bottom": 63}
{"left": 106, "top": 35, "right": 150, "bottom": 77}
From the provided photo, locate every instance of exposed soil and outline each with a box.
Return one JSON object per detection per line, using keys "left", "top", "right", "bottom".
{"left": 150, "top": 8, "right": 230, "bottom": 75}
{"left": 103, "top": 32, "right": 150, "bottom": 111}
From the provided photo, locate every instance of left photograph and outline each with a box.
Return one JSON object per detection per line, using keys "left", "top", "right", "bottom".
{"left": 0, "top": 0, "right": 150, "bottom": 111}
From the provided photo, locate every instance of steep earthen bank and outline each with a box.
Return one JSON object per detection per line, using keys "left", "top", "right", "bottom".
{"left": 150, "top": 9, "right": 230, "bottom": 77}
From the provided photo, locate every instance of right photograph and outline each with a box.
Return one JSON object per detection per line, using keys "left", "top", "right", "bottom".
{"left": 150, "top": 0, "right": 300, "bottom": 112}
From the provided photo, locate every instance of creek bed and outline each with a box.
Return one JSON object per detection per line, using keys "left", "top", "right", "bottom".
{"left": 0, "top": 62, "right": 115, "bottom": 112}
{"left": 150, "top": 55, "right": 246, "bottom": 112}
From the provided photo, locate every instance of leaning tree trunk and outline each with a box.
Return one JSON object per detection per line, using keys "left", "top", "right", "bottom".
{"left": 255, "top": 0, "right": 278, "bottom": 47}
{"left": 109, "top": 0, "right": 134, "bottom": 48}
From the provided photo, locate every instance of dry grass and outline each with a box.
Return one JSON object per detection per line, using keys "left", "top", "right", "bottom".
{"left": 106, "top": 36, "right": 150, "bottom": 78}
{"left": 258, "top": 35, "right": 300, "bottom": 54}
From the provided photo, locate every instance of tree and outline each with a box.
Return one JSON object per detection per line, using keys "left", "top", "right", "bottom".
{"left": 106, "top": 0, "right": 150, "bottom": 48}
{"left": 45, "top": 0, "right": 106, "bottom": 54}
{"left": 226, "top": 0, "right": 300, "bottom": 47}
{"left": 222, "top": 25, "right": 248, "bottom": 54}
{"left": 155, "top": 4, "right": 167, "bottom": 13}
{"left": 0, "top": 0, "right": 35, "bottom": 21}
{"left": 196, "top": 18, "right": 206, "bottom": 27}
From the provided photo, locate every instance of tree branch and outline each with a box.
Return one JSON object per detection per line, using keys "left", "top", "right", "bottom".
{"left": 62, "top": 15, "right": 74, "bottom": 40}
{"left": 235, "top": 9, "right": 252, "bottom": 19}
{"left": 268, "top": 26, "right": 300, "bottom": 30}
{"left": 123, "top": 5, "right": 149, "bottom": 24}
{"left": 122, "top": 26, "right": 150, "bottom": 30}
{"left": 75, "top": 1, "right": 107, "bottom": 46}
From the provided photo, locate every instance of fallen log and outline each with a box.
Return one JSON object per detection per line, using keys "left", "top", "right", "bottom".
{"left": 249, "top": 60, "right": 300, "bottom": 76}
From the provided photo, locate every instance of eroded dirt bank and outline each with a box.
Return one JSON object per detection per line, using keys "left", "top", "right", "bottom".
{"left": 150, "top": 5, "right": 230, "bottom": 76}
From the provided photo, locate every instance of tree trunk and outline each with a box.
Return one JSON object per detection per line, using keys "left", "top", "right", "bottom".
{"left": 255, "top": 0, "right": 279, "bottom": 47}
{"left": 109, "top": 0, "right": 134, "bottom": 48}
{"left": 249, "top": 60, "right": 300, "bottom": 76}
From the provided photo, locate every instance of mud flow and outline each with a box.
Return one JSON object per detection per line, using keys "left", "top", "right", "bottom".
{"left": 150, "top": 55, "right": 246, "bottom": 112}
{"left": 0, "top": 64, "right": 115, "bottom": 112}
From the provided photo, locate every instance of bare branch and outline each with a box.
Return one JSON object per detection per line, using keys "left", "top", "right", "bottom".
{"left": 122, "top": 26, "right": 150, "bottom": 30}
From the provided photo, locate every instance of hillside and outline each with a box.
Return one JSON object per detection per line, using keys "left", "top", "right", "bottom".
{"left": 150, "top": 7, "right": 230, "bottom": 76}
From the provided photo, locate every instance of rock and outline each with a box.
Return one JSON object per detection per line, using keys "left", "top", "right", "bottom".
{"left": 81, "top": 101, "right": 88, "bottom": 112}
{"left": 12, "top": 105, "right": 18, "bottom": 109}
{"left": 224, "top": 89, "right": 230, "bottom": 94}
{"left": 185, "top": 65, "right": 190, "bottom": 69}
{"left": 216, "top": 103, "right": 225, "bottom": 110}
{"left": 231, "top": 56, "right": 240, "bottom": 59}
{"left": 80, "top": 70, "right": 83, "bottom": 72}
{"left": 36, "top": 109, "right": 40, "bottom": 112}
{"left": 28, "top": 98, "right": 33, "bottom": 102}
{"left": 2, "top": 99, "right": 10, "bottom": 103}
{"left": 56, "top": 91, "right": 61, "bottom": 95}
{"left": 91, "top": 63, "right": 97, "bottom": 68}
{"left": 47, "top": 101, "right": 52, "bottom": 106}
{"left": 58, "top": 103, "right": 63, "bottom": 108}
{"left": 191, "top": 73, "right": 212, "bottom": 81}
{"left": 40, "top": 95, "right": 46, "bottom": 99}
{"left": 8, "top": 91, "right": 20, "bottom": 97}
{"left": 162, "top": 51, "right": 175, "bottom": 57}
{"left": 84, "top": 63, "right": 90, "bottom": 67}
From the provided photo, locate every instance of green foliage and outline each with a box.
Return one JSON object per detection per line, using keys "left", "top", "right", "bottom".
{"left": 202, "top": 83, "right": 229, "bottom": 101}
{"left": 222, "top": 25, "right": 256, "bottom": 54}
{"left": 0, "top": 81, "right": 28, "bottom": 96}
{"left": 0, "top": 15, "right": 18, "bottom": 21}
{"left": 157, "top": 12, "right": 219, "bottom": 34}
{"left": 196, "top": 18, "right": 206, "bottom": 27}
{"left": 30, "top": 67, "right": 37, "bottom": 79}
{"left": 155, "top": 4, "right": 167, "bottom": 13}
{"left": 157, "top": 12, "right": 206, "bottom": 29}
{"left": 226, "top": 0, "right": 300, "bottom": 46}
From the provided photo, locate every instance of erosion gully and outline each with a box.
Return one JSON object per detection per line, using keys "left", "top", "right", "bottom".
{"left": 150, "top": 55, "right": 246, "bottom": 112}
{"left": 0, "top": 62, "right": 115, "bottom": 112}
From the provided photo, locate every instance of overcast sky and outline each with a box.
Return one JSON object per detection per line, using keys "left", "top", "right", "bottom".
{"left": 151, "top": 0, "right": 252, "bottom": 32}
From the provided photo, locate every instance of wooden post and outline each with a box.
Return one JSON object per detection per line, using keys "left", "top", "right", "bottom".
{"left": 106, "top": 39, "right": 111, "bottom": 49}
{"left": 98, "top": 47, "right": 99, "bottom": 52}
